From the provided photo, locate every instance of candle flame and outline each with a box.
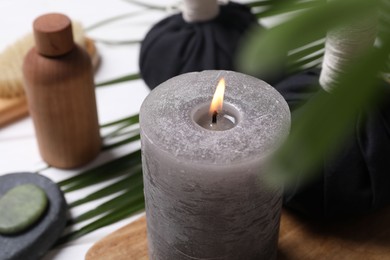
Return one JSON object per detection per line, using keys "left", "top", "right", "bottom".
{"left": 210, "top": 78, "right": 225, "bottom": 115}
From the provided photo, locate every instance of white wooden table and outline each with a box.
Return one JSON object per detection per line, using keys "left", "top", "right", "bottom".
{"left": 3, "top": 2, "right": 390, "bottom": 260}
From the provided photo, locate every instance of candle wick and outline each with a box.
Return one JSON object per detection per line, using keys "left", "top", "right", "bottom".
{"left": 212, "top": 110, "right": 218, "bottom": 124}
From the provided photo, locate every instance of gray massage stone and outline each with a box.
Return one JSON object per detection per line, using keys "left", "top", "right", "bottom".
{"left": 0, "top": 172, "right": 67, "bottom": 260}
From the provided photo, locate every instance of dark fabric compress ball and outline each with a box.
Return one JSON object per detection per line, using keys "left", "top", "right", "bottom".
{"left": 140, "top": 2, "right": 258, "bottom": 89}
{"left": 275, "top": 69, "right": 390, "bottom": 219}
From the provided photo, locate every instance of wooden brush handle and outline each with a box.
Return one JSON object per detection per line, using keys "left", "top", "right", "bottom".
{"left": 0, "top": 97, "right": 28, "bottom": 127}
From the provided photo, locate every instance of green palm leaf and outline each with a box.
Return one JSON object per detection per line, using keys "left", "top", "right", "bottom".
{"left": 96, "top": 73, "right": 141, "bottom": 87}
{"left": 101, "top": 114, "right": 139, "bottom": 128}
{"left": 86, "top": 11, "right": 148, "bottom": 32}
{"left": 239, "top": 0, "right": 378, "bottom": 75}
{"left": 238, "top": 0, "right": 388, "bottom": 183}
{"left": 69, "top": 167, "right": 143, "bottom": 208}
{"left": 269, "top": 41, "right": 390, "bottom": 184}
{"left": 58, "top": 150, "right": 141, "bottom": 191}
{"left": 56, "top": 199, "right": 145, "bottom": 245}
{"left": 71, "top": 186, "right": 144, "bottom": 224}
{"left": 255, "top": 0, "right": 321, "bottom": 18}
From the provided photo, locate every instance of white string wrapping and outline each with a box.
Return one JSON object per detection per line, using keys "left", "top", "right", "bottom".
{"left": 182, "top": 0, "right": 220, "bottom": 23}
{"left": 320, "top": 12, "right": 377, "bottom": 92}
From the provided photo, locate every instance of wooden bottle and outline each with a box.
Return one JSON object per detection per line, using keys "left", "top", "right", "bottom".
{"left": 23, "top": 13, "right": 101, "bottom": 169}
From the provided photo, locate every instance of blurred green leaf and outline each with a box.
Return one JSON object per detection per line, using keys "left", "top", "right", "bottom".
{"left": 69, "top": 166, "right": 143, "bottom": 208}
{"left": 59, "top": 150, "right": 141, "bottom": 191}
{"left": 255, "top": 0, "right": 321, "bottom": 18}
{"left": 287, "top": 40, "right": 324, "bottom": 64}
{"left": 107, "top": 128, "right": 140, "bottom": 139}
{"left": 239, "top": 0, "right": 388, "bottom": 186}
{"left": 86, "top": 11, "right": 147, "bottom": 32}
{"left": 246, "top": 0, "right": 274, "bottom": 8}
{"left": 103, "top": 124, "right": 139, "bottom": 139}
{"left": 91, "top": 38, "right": 141, "bottom": 45}
{"left": 271, "top": 37, "right": 390, "bottom": 185}
{"left": 102, "top": 133, "right": 140, "bottom": 151}
{"left": 101, "top": 114, "right": 139, "bottom": 128}
{"left": 56, "top": 198, "right": 145, "bottom": 245}
{"left": 122, "top": 0, "right": 168, "bottom": 11}
{"left": 238, "top": 0, "right": 379, "bottom": 76}
{"left": 71, "top": 185, "right": 144, "bottom": 224}
{"left": 96, "top": 73, "right": 141, "bottom": 87}
{"left": 287, "top": 51, "right": 323, "bottom": 74}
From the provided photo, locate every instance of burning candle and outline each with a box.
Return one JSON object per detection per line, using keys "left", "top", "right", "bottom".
{"left": 196, "top": 78, "right": 236, "bottom": 131}
{"left": 140, "top": 70, "right": 290, "bottom": 260}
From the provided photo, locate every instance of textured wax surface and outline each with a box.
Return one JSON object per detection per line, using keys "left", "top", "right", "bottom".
{"left": 140, "top": 70, "right": 290, "bottom": 165}
{"left": 142, "top": 141, "right": 283, "bottom": 259}
{"left": 140, "top": 70, "right": 291, "bottom": 259}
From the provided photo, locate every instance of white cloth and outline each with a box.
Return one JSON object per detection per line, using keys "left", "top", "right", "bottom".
{"left": 320, "top": 13, "right": 377, "bottom": 92}
{"left": 182, "top": 0, "right": 219, "bottom": 23}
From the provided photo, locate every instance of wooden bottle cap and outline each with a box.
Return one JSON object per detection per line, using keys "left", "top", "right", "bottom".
{"left": 33, "top": 13, "right": 74, "bottom": 57}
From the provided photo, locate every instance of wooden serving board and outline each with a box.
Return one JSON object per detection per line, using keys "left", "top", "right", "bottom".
{"left": 86, "top": 207, "right": 390, "bottom": 260}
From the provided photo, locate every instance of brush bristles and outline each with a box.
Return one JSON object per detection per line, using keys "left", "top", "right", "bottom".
{"left": 0, "top": 22, "right": 88, "bottom": 98}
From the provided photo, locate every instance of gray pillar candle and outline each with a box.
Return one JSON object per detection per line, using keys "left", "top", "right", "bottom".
{"left": 140, "top": 70, "right": 290, "bottom": 260}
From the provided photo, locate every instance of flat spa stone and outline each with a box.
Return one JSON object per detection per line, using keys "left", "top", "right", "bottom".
{"left": 0, "top": 172, "right": 67, "bottom": 260}
{"left": 0, "top": 184, "right": 48, "bottom": 234}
